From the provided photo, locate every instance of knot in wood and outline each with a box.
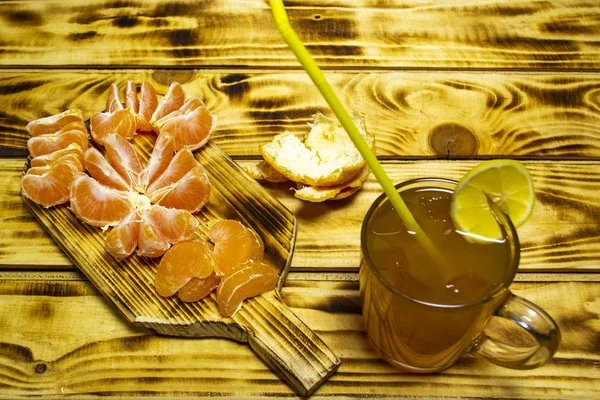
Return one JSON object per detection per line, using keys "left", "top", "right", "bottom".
{"left": 35, "top": 363, "right": 47, "bottom": 374}
{"left": 428, "top": 123, "right": 478, "bottom": 157}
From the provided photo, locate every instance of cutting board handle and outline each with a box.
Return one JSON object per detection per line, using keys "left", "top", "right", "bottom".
{"left": 235, "top": 290, "right": 341, "bottom": 397}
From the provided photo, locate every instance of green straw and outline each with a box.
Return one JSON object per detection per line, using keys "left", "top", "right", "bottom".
{"left": 269, "top": 0, "right": 450, "bottom": 276}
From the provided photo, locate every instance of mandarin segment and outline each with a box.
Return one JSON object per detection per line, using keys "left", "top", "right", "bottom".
{"left": 84, "top": 147, "right": 131, "bottom": 191}
{"left": 145, "top": 205, "right": 199, "bottom": 244}
{"left": 125, "top": 80, "right": 139, "bottom": 114}
{"left": 21, "top": 157, "right": 84, "bottom": 208}
{"left": 149, "top": 166, "right": 211, "bottom": 213}
{"left": 154, "top": 97, "right": 205, "bottom": 126}
{"left": 30, "top": 143, "right": 84, "bottom": 168}
{"left": 146, "top": 148, "right": 199, "bottom": 193}
{"left": 103, "top": 133, "right": 144, "bottom": 191}
{"left": 139, "top": 133, "right": 175, "bottom": 190}
{"left": 26, "top": 109, "right": 84, "bottom": 137}
{"left": 155, "top": 240, "right": 216, "bottom": 297}
{"left": 105, "top": 83, "right": 123, "bottom": 112}
{"left": 27, "top": 129, "right": 89, "bottom": 158}
{"left": 137, "top": 211, "right": 171, "bottom": 258}
{"left": 137, "top": 81, "right": 159, "bottom": 132}
{"left": 70, "top": 173, "right": 136, "bottom": 227}
{"left": 216, "top": 259, "right": 278, "bottom": 317}
{"left": 90, "top": 108, "right": 136, "bottom": 144}
{"left": 158, "top": 103, "right": 215, "bottom": 151}
{"left": 209, "top": 220, "right": 264, "bottom": 276}
{"left": 150, "top": 82, "right": 186, "bottom": 124}
{"left": 54, "top": 121, "right": 88, "bottom": 136}
{"left": 105, "top": 209, "right": 141, "bottom": 259}
{"left": 177, "top": 271, "right": 220, "bottom": 303}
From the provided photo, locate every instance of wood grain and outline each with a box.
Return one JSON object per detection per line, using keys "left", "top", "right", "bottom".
{"left": 3, "top": 71, "right": 600, "bottom": 158}
{"left": 20, "top": 138, "right": 340, "bottom": 396}
{"left": 0, "top": 273, "right": 597, "bottom": 398}
{"left": 1, "top": 0, "right": 600, "bottom": 70}
{"left": 3, "top": 158, "right": 600, "bottom": 272}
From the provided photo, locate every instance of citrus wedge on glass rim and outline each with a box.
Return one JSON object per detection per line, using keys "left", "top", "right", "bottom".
{"left": 450, "top": 159, "right": 535, "bottom": 244}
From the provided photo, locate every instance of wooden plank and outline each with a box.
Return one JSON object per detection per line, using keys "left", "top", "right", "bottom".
{"left": 1, "top": 0, "right": 600, "bottom": 70}
{"left": 3, "top": 70, "right": 600, "bottom": 157}
{"left": 3, "top": 158, "right": 600, "bottom": 272}
{"left": 0, "top": 274, "right": 597, "bottom": 398}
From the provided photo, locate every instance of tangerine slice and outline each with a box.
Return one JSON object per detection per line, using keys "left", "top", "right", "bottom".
{"left": 103, "top": 133, "right": 144, "bottom": 191}
{"left": 137, "top": 81, "right": 158, "bottom": 132}
{"left": 105, "top": 83, "right": 123, "bottom": 112}
{"left": 209, "top": 220, "right": 264, "bottom": 276}
{"left": 70, "top": 173, "right": 136, "bottom": 227}
{"left": 148, "top": 166, "right": 211, "bottom": 213}
{"left": 26, "top": 109, "right": 84, "bottom": 137}
{"left": 105, "top": 209, "right": 141, "bottom": 259}
{"left": 177, "top": 271, "right": 220, "bottom": 303}
{"left": 145, "top": 204, "right": 199, "bottom": 244}
{"left": 139, "top": 133, "right": 175, "bottom": 190}
{"left": 84, "top": 147, "right": 131, "bottom": 191}
{"left": 150, "top": 82, "right": 186, "bottom": 124}
{"left": 90, "top": 108, "right": 136, "bottom": 144}
{"left": 21, "top": 157, "right": 83, "bottom": 207}
{"left": 30, "top": 143, "right": 84, "bottom": 168}
{"left": 157, "top": 102, "right": 215, "bottom": 151}
{"left": 154, "top": 96, "right": 204, "bottom": 125}
{"left": 145, "top": 148, "right": 198, "bottom": 194}
{"left": 125, "top": 80, "right": 139, "bottom": 114}
{"left": 53, "top": 121, "right": 88, "bottom": 136}
{"left": 137, "top": 211, "right": 170, "bottom": 258}
{"left": 155, "top": 240, "right": 216, "bottom": 297}
{"left": 27, "top": 129, "right": 89, "bottom": 158}
{"left": 216, "top": 259, "right": 278, "bottom": 317}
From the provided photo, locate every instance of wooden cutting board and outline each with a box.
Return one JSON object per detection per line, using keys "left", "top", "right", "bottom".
{"left": 22, "top": 134, "right": 340, "bottom": 397}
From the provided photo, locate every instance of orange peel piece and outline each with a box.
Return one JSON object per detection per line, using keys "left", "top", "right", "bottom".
{"left": 260, "top": 112, "right": 372, "bottom": 186}
{"left": 294, "top": 165, "right": 370, "bottom": 202}
{"left": 245, "top": 160, "right": 289, "bottom": 183}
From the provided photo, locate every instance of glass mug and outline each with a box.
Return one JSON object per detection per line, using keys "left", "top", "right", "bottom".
{"left": 359, "top": 178, "right": 560, "bottom": 372}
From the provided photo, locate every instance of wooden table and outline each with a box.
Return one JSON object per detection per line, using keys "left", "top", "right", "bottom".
{"left": 1, "top": 0, "right": 599, "bottom": 398}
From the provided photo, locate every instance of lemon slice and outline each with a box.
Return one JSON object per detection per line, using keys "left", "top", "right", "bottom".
{"left": 450, "top": 160, "right": 535, "bottom": 243}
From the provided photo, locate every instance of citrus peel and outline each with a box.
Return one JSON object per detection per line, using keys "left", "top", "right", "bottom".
{"left": 295, "top": 165, "right": 370, "bottom": 202}
{"left": 260, "top": 112, "right": 372, "bottom": 187}
{"left": 252, "top": 112, "right": 373, "bottom": 202}
{"left": 245, "top": 160, "right": 289, "bottom": 183}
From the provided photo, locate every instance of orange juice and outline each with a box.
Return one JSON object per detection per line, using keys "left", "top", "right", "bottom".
{"left": 359, "top": 178, "right": 518, "bottom": 372}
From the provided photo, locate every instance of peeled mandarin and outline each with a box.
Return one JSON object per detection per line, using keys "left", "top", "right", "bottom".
{"left": 216, "top": 259, "right": 278, "bottom": 317}
{"left": 177, "top": 271, "right": 220, "bottom": 303}
{"left": 209, "top": 220, "right": 264, "bottom": 276}
{"left": 155, "top": 240, "right": 216, "bottom": 297}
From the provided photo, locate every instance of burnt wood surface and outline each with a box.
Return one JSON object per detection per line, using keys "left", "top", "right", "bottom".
{"left": 0, "top": 0, "right": 599, "bottom": 398}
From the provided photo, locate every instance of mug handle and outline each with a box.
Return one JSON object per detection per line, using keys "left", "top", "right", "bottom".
{"left": 471, "top": 293, "right": 561, "bottom": 369}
